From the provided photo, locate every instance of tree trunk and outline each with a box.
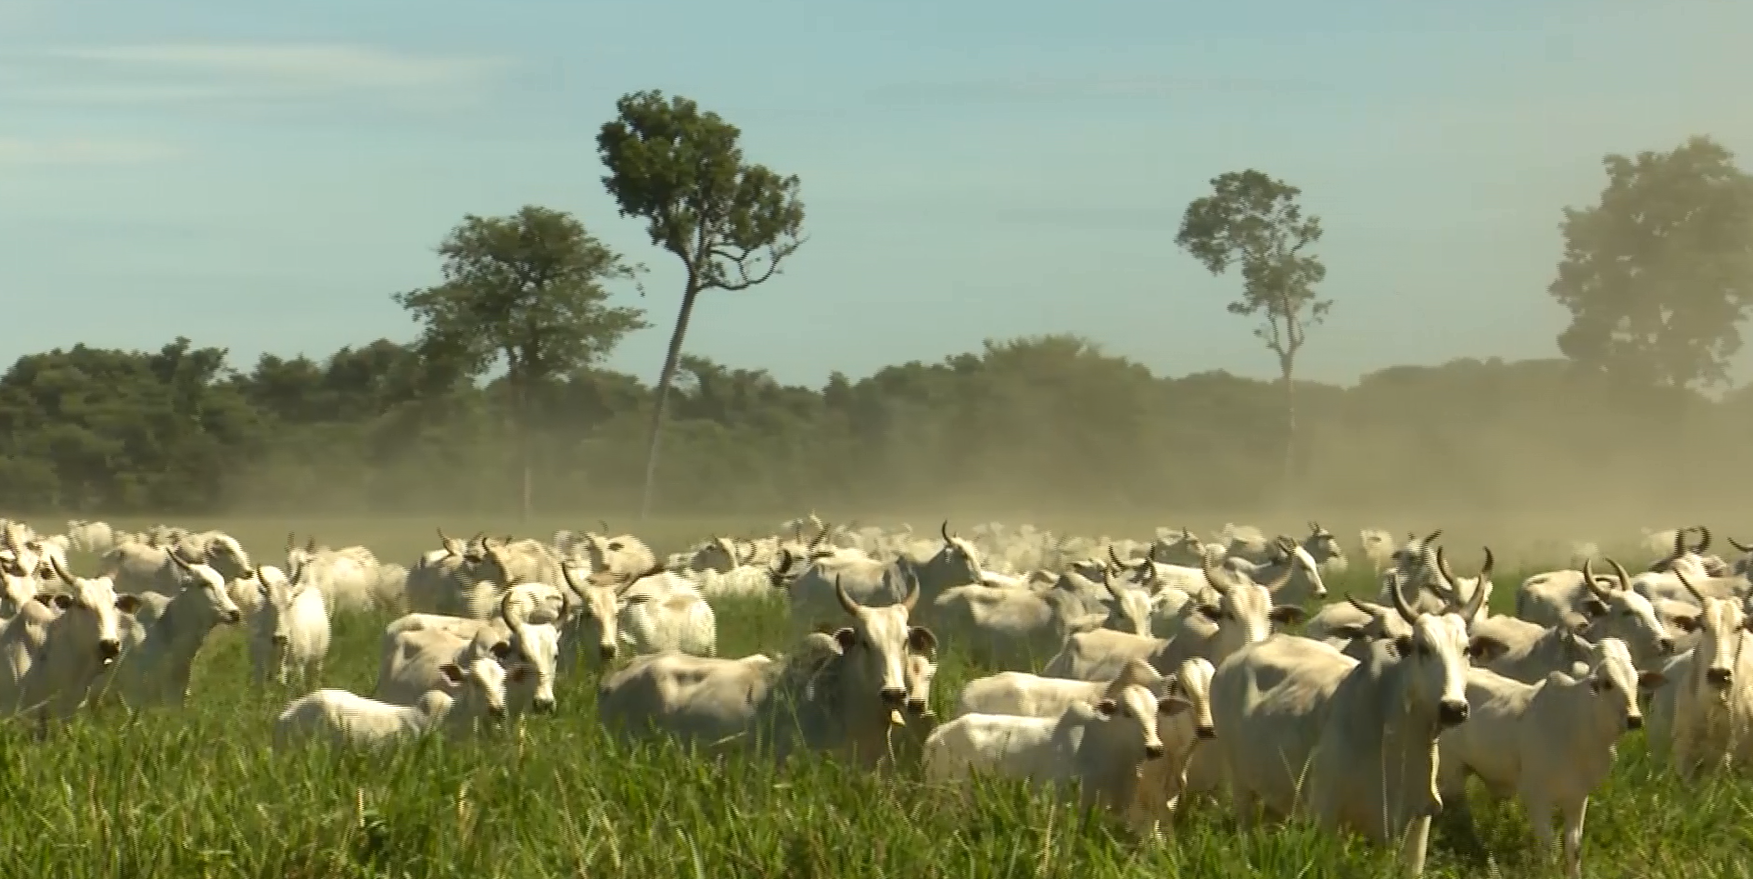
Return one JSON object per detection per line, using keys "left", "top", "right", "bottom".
{"left": 638, "top": 286, "right": 701, "bottom": 521}
{"left": 516, "top": 376, "right": 532, "bottom": 523}
{"left": 1278, "top": 354, "right": 1297, "bottom": 510}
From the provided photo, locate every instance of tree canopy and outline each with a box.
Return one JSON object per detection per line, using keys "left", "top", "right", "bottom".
{"left": 1551, "top": 135, "right": 1753, "bottom": 390}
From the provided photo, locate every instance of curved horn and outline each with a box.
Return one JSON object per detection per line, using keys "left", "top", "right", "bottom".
{"left": 166, "top": 547, "right": 195, "bottom": 571}
{"left": 1461, "top": 547, "right": 1491, "bottom": 620}
{"left": 598, "top": 519, "right": 610, "bottom": 535}
{"left": 1730, "top": 536, "right": 1753, "bottom": 554}
{"left": 286, "top": 531, "right": 297, "bottom": 552}
{"left": 1108, "top": 545, "right": 1126, "bottom": 571}
{"left": 305, "top": 535, "right": 318, "bottom": 553}
{"left": 1581, "top": 558, "right": 1611, "bottom": 601}
{"left": 1692, "top": 525, "right": 1713, "bottom": 555}
{"left": 1200, "top": 554, "right": 1233, "bottom": 593}
{"left": 499, "top": 585, "right": 525, "bottom": 629}
{"left": 436, "top": 527, "right": 454, "bottom": 547}
{"left": 1263, "top": 557, "right": 1295, "bottom": 594}
{"left": 1345, "top": 593, "right": 1373, "bottom": 614}
{"left": 811, "top": 523, "right": 832, "bottom": 548}
{"left": 48, "top": 555, "right": 75, "bottom": 586}
{"left": 941, "top": 520, "right": 953, "bottom": 543}
{"left": 899, "top": 568, "right": 921, "bottom": 613}
{"left": 1388, "top": 569, "right": 1419, "bottom": 624}
{"left": 1607, "top": 558, "right": 1632, "bottom": 592}
{"left": 558, "top": 561, "right": 581, "bottom": 594}
{"left": 1309, "top": 520, "right": 1321, "bottom": 534}
{"left": 1671, "top": 529, "right": 1686, "bottom": 558}
{"left": 1675, "top": 567, "right": 1707, "bottom": 606}
{"left": 834, "top": 574, "right": 862, "bottom": 616}
{"left": 1434, "top": 547, "right": 1459, "bottom": 593}
{"left": 1422, "top": 529, "right": 1443, "bottom": 550}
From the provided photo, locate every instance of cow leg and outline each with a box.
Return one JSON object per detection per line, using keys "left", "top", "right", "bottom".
{"left": 1558, "top": 797, "right": 1588, "bottom": 879}
{"left": 1396, "top": 814, "right": 1432, "bottom": 878}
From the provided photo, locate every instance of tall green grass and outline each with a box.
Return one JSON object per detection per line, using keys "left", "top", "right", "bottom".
{"left": 3, "top": 516, "right": 1749, "bottom": 877}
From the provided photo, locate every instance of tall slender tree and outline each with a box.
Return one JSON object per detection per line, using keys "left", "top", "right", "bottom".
{"left": 598, "top": 90, "right": 806, "bottom": 519}
{"left": 395, "top": 205, "right": 646, "bottom": 520}
{"left": 1551, "top": 135, "right": 1753, "bottom": 390}
{"left": 1176, "top": 169, "right": 1329, "bottom": 499}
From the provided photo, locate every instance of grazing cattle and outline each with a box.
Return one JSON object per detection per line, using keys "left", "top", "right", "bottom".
{"left": 287, "top": 534, "right": 399, "bottom": 614}
{"left": 597, "top": 576, "right": 936, "bottom": 767}
{"left": 103, "top": 531, "right": 252, "bottom": 599}
{"left": 932, "top": 583, "right": 1108, "bottom": 670}
{"left": 686, "top": 556, "right": 789, "bottom": 599}
{"left": 100, "top": 551, "right": 244, "bottom": 709}
{"left": 617, "top": 573, "right": 718, "bottom": 658}
{"left": 378, "top": 585, "right": 563, "bottom": 715}
{"left": 1436, "top": 638, "right": 1659, "bottom": 879}
{"left": 1042, "top": 557, "right": 1304, "bottom": 682}
{"left": 1134, "top": 658, "right": 1218, "bottom": 832}
{"left": 1466, "top": 615, "right": 1595, "bottom": 684}
{"left": 403, "top": 529, "right": 488, "bottom": 616}
{"left": 1303, "top": 595, "right": 1415, "bottom": 653}
{"left": 921, "top": 658, "right": 1192, "bottom": 827}
{"left": 1221, "top": 536, "right": 1329, "bottom": 605}
{"left": 1148, "top": 527, "right": 1213, "bottom": 567}
{"left": 1210, "top": 568, "right": 1486, "bottom": 877}
{"left": 1359, "top": 528, "right": 1396, "bottom": 573}
{"left": 1491, "top": 560, "right": 1675, "bottom": 672}
{"left": 249, "top": 562, "right": 332, "bottom": 691}
{"left": 0, "top": 559, "right": 139, "bottom": 723}
{"left": 0, "top": 551, "right": 40, "bottom": 616}
{"left": 274, "top": 637, "right": 512, "bottom": 750}
{"left": 66, "top": 520, "right": 117, "bottom": 555}
{"left": 786, "top": 521, "right": 981, "bottom": 635}
{"left": 1654, "top": 571, "right": 1753, "bottom": 777}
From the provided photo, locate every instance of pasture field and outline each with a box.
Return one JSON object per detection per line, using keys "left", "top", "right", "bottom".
{"left": 4, "top": 515, "right": 1751, "bottom": 879}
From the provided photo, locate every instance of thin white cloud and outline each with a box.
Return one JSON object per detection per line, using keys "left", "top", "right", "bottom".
{"left": 6, "top": 43, "right": 508, "bottom": 106}
{"left": 0, "top": 136, "right": 180, "bottom": 166}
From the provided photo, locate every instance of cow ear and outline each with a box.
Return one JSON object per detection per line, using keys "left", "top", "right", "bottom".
{"left": 1580, "top": 598, "right": 1608, "bottom": 619}
{"left": 1638, "top": 670, "right": 1667, "bottom": 690}
{"left": 1197, "top": 604, "right": 1223, "bottom": 621}
{"left": 907, "top": 627, "right": 937, "bottom": 655}
{"left": 1391, "top": 635, "right": 1414, "bottom": 658}
{"left": 489, "top": 641, "right": 514, "bottom": 661}
{"left": 438, "top": 663, "right": 465, "bottom": 686}
{"left": 1670, "top": 614, "right": 1701, "bottom": 633}
{"left": 1332, "top": 624, "right": 1368, "bottom": 639}
{"left": 1094, "top": 699, "right": 1118, "bottom": 717}
{"left": 1158, "top": 697, "right": 1192, "bottom": 716}
{"left": 1467, "top": 635, "right": 1508, "bottom": 663}
{"left": 507, "top": 665, "right": 527, "bottom": 683}
{"left": 1590, "top": 677, "right": 1610, "bottom": 694}
{"left": 114, "top": 594, "right": 141, "bottom": 614}
{"left": 833, "top": 628, "right": 857, "bottom": 649}
{"left": 1269, "top": 605, "right": 1307, "bottom": 625}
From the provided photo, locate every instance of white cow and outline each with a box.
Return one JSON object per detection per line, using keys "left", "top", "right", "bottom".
{"left": 286, "top": 534, "right": 391, "bottom": 614}
{"left": 99, "top": 551, "right": 244, "bottom": 709}
{"left": 0, "top": 550, "right": 40, "bottom": 616}
{"left": 922, "top": 659, "right": 1191, "bottom": 827}
{"left": 616, "top": 573, "right": 718, "bottom": 658}
{"left": 1658, "top": 571, "right": 1753, "bottom": 777}
{"left": 1134, "top": 657, "right": 1218, "bottom": 833}
{"left": 249, "top": 562, "right": 331, "bottom": 690}
{"left": 274, "top": 638, "right": 512, "bottom": 750}
{"left": 1210, "top": 571, "right": 1485, "bottom": 877}
{"left": 0, "top": 559, "right": 138, "bottom": 723}
{"left": 66, "top": 520, "right": 117, "bottom": 555}
{"left": 378, "top": 585, "right": 564, "bottom": 716}
{"left": 1436, "top": 638, "right": 1658, "bottom": 879}
{"left": 1359, "top": 528, "right": 1397, "bottom": 574}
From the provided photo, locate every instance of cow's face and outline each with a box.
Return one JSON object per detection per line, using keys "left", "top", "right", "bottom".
{"left": 1395, "top": 612, "right": 1472, "bottom": 729}
{"left": 1092, "top": 682, "right": 1172, "bottom": 761}
{"left": 830, "top": 575, "right": 932, "bottom": 713}
{"left": 39, "top": 573, "right": 137, "bottom": 665}
{"left": 1169, "top": 658, "right": 1217, "bottom": 740}
{"left": 1587, "top": 638, "right": 1654, "bottom": 731}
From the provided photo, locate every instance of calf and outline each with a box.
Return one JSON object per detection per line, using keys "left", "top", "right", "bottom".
{"left": 273, "top": 644, "right": 510, "bottom": 750}
{"left": 1436, "top": 638, "right": 1659, "bottom": 879}
{"left": 922, "top": 661, "right": 1192, "bottom": 827}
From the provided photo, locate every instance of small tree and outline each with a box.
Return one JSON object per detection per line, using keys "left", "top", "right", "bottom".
{"left": 1551, "top": 135, "right": 1753, "bottom": 391}
{"left": 598, "top": 90, "right": 806, "bottom": 519}
{"left": 395, "top": 206, "right": 647, "bottom": 520}
{"left": 1175, "top": 170, "right": 1329, "bottom": 498}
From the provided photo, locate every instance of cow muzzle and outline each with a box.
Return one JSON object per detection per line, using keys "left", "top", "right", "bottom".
{"left": 1658, "top": 637, "right": 1675, "bottom": 654}
{"left": 487, "top": 705, "right": 507, "bottom": 720}
{"left": 1707, "top": 667, "right": 1733, "bottom": 688}
{"left": 97, "top": 639, "right": 121, "bottom": 661}
{"left": 224, "top": 610, "right": 242, "bottom": 624}
{"left": 1196, "top": 724, "right": 1217, "bottom": 740}
{"left": 879, "top": 687, "right": 906, "bottom": 707}
{"left": 598, "top": 644, "right": 617, "bottom": 662}
{"left": 1627, "top": 714, "right": 1644, "bottom": 730}
{"left": 270, "top": 634, "right": 289, "bottom": 646}
{"left": 905, "top": 698, "right": 928, "bottom": 714}
{"left": 1437, "top": 699, "right": 1470, "bottom": 727}
{"left": 1143, "top": 743, "right": 1165, "bottom": 760}
{"left": 532, "top": 697, "right": 556, "bottom": 714}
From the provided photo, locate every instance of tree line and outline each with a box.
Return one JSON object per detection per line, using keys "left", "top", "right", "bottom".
{"left": 1, "top": 93, "right": 1749, "bottom": 521}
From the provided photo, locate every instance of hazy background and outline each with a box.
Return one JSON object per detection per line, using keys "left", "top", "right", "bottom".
{"left": 2, "top": 0, "right": 1751, "bottom": 553}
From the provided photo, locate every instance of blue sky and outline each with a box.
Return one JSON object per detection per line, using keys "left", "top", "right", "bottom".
{"left": 2, "top": 0, "right": 1748, "bottom": 389}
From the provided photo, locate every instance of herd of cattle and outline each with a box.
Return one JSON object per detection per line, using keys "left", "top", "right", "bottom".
{"left": 1, "top": 516, "right": 1749, "bottom": 876}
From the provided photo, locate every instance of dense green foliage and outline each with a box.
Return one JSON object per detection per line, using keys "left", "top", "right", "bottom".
{"left": 5, "top": 329, "right": 1753, "bottom": 520}
{"left": 1, "top": 516, "right": 1747, "bottom": 879}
